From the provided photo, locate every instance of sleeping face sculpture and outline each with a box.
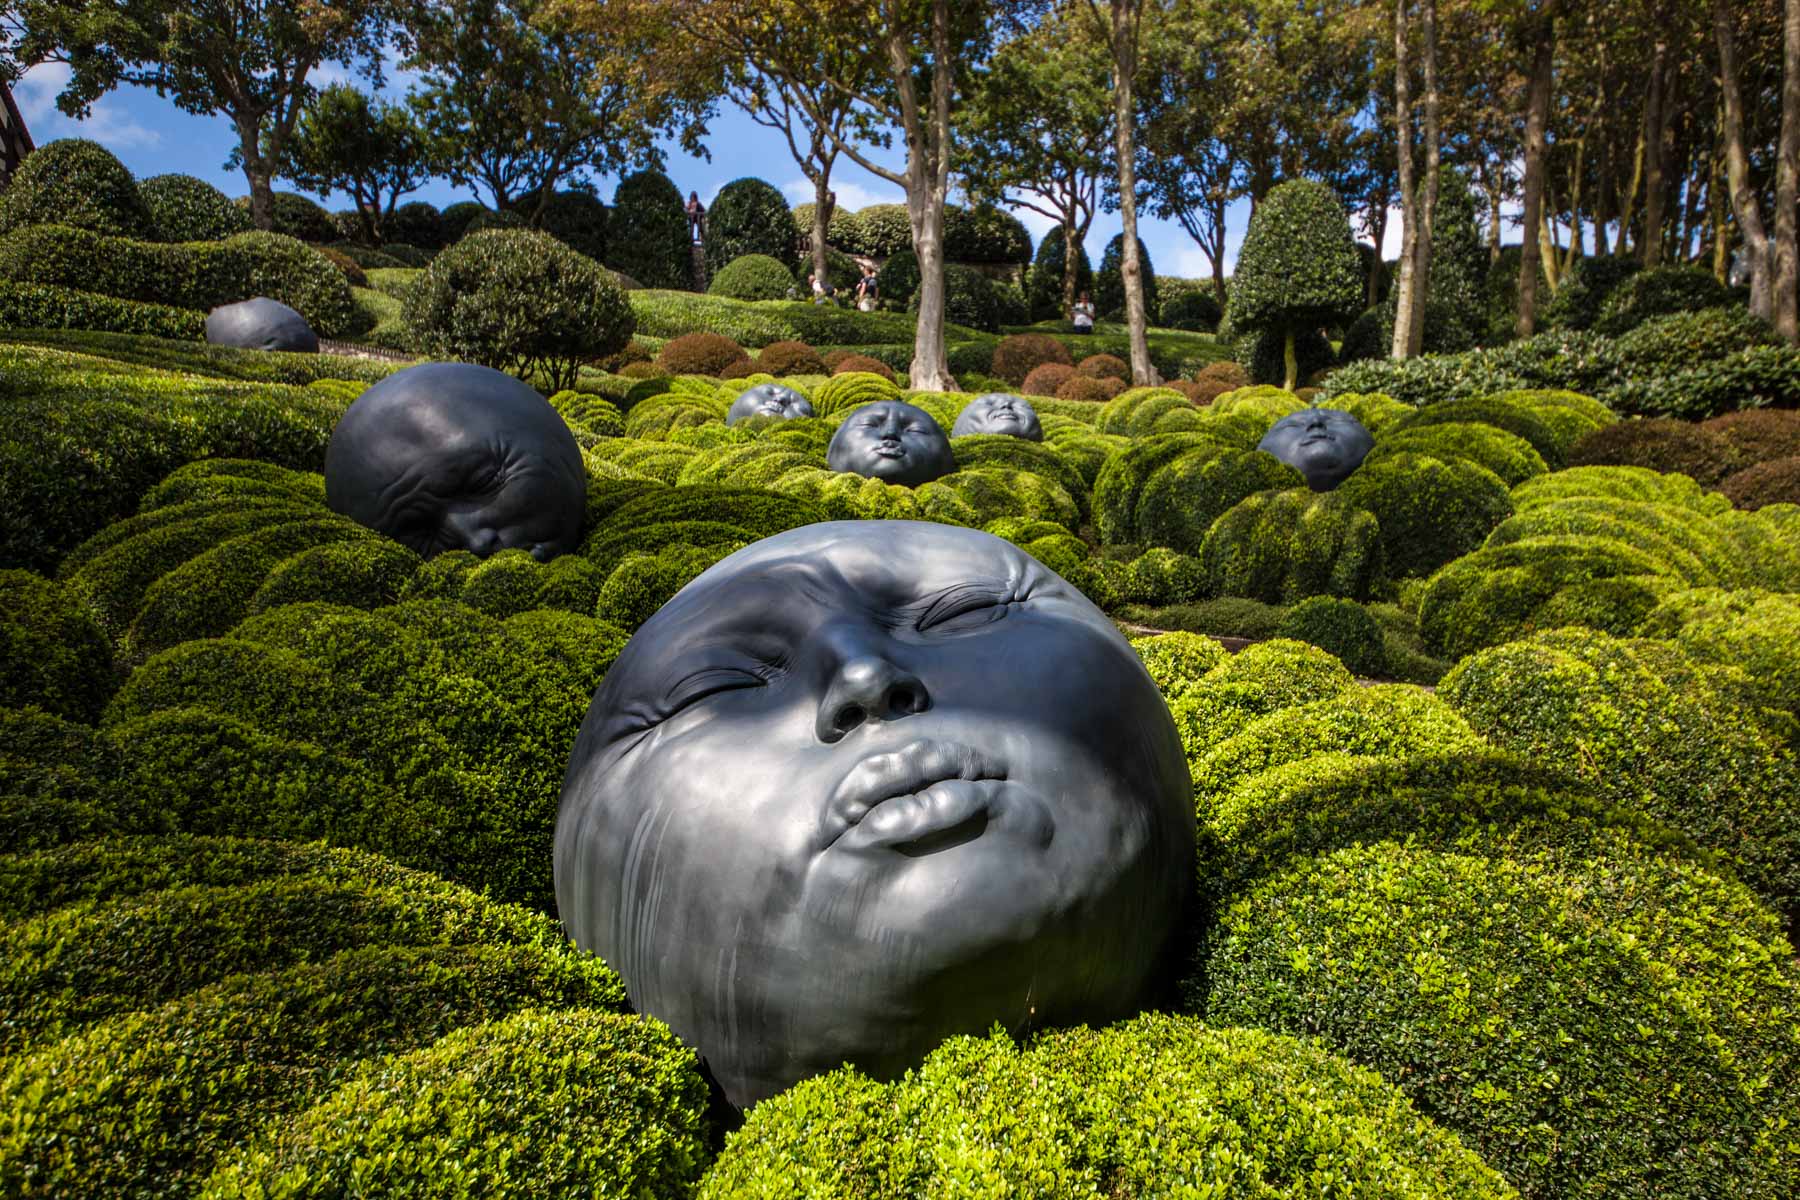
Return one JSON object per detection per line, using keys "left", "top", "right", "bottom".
{"left": 826, "top": 400, "right": 956, "bottom": 486}
{"left": 952, "top": 392, "right": 1043, "bottom": 441}
{"left": 323, "top": 362, "right": 587, "bottom": 560}
{"left": 554, "top": 520, "right": 1195, "bottom": 1108}
{"left": 205, "top": 297, "right": 319, "bottom": 354}
{"left": 1256, "top": 407, "right": 1375, "bottom": 491}
{"left": 727, "top": 383, "right": 815, "bottom": 425}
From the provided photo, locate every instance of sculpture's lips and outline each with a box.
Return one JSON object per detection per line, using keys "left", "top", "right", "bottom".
{"left": 824, "top": 739, "right": 1051, "bottom": 854}
{"left": 871, "top": 442, "right": 907, "bottom": 458}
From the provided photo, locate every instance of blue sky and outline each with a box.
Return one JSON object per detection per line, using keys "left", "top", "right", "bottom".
{"left": 12, "top": 57, "right": 1407, "bottom": 282}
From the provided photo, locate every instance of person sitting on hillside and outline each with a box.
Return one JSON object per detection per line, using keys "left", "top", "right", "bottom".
{"left": 1072, "top": 292, "right": 1096, "bottom": 334}
{"left": 685, "top": 192, "right": 706, "bottom": 244}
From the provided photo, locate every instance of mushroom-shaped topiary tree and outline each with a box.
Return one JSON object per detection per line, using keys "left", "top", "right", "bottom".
{"left": 1227, "top": 180, "right": 1362, "bottom": 389}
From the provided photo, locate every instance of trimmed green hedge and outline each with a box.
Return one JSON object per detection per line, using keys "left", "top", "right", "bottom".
{"left": 1639, "top": 587, "right": 1800, "bottom": 734}
{"left": 0, "top": 942, "right": 625, "bottom": 1199}
{"left": 1331, "top": 452, "right": 1514, "bottom": 581}
{"left": 1200, "top": 488, "right": 1385, "bottom": 604}
{"left": 0, "top": 570, "right": 115, "bottom": 721}
{"left": 708, "top": 253, "right": 797, "bottom": 302}
{"left": 140, "top": 174, "right": 252, "bottom": 243}
{"left": 0, "top": 282, "right": 207, "bottom": 340}
{"left": 0, "top": 138, "right": 155, "bottom": 239}
{"left": 702, "top": 1015, "right": 1512, "bottom": 1198}
{"left": 201, "top": 1008, "right": 711, "bottom": 1199}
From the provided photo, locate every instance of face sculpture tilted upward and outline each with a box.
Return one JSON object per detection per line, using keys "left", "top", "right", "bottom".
{"left": 952, "top": 392, "right": 1044, "bottom": 441}
{"left": 1257, "top": 406, "right": 1376, "bottom": 492}
{"left": 727, "top": 383, "right": 815, "bottom": 425}
{"left": 323, "top": 362, "right": 587, "bottom": 560}
{"left": 826, "top": 400, "right": 956, "bottom": 486}
{"left": 555, "top": 521, "right": 1195, "bottom": 1108}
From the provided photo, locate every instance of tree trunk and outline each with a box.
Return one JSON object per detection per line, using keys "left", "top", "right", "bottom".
{"left": 1390, "top": 0, "right": 1418, "bottom": 358}
{"left": 1777, "top": 0, "right": 1800, "bottom": 342}
{"left": 1711, "top": 149, "right": 1731, "bottom": 281}
{"left": 1110, "top": 0, "right": 1158, "bottom": 385}
{"left": 1410, "top": 0, "right": 1440, "bottom": 355}
{"left": 812, "top": 174, "right": 835, "bottom": 291}
{"left": 1060, "top": 213, "right": 1081, "bottom": 317}
{"left": 1369, "top": 203, "right": 1389, "bottom": 308}
{"left": 1641, "top": 39, "right": 1670, "bottom": 267}
{"left": 1714, "top": 0, "right": 1775, "bottom": 320}
{"left": 901, "top": 3, "right": 955, "bottom": 391}
{"left": 1515, "top": 12, "right": 1555, "bottom": 338}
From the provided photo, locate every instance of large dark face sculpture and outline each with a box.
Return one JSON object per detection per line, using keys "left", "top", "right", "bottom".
{"left": 727, "top": 383, "right": 815, "bottom": 425}
{"left": 555, "top": 521, "right": 1194, "bottom": 1108}
{"left": 952, "top": 392, "right": 1043, "bottom": 441}
{"left": 826, "top": 400, "right": 955, "bottom": 486}
{"left": 1257, "top": 407, "right": 1375, "bottom": 491}
{"left": 205, "top": 297, "right": 319, "bottom": 354}
{"left": 324, "top": 362, "right": 587, "bottom": 560}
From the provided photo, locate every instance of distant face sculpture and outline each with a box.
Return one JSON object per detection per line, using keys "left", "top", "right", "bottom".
{"left": 205, "top": 297, "right": 319, "bottom": 354}
{"left": 1257, "top": 407, "right": 1375, "bottom": 491}
{"left": 826, "top": 400, "right": 955, "bottom": 486}
{"left": 727, "top": 382, "right": 815, "bottom": 425}
{"left": 952, "top": 392, "right": 1043, "bottom": 441}
{"left": 324, "top": 362, "right": 586, "bottom": 560}
{"left": 555, "top": 521, "right": 1194, "bottom": 1108}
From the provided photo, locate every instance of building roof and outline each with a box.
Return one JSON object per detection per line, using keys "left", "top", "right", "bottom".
{"left": 0, "top": 82, "right": 36, "bottom": 187}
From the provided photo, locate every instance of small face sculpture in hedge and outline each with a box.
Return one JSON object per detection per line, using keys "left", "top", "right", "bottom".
{"left": 324, "top": 362, "right": 587, "bottom": 560}
{"left": 827, "top": 400, "right": 955, "bottom": 486}
{"left": 556, "top": 520, "right": 1195, "bottom": 1108}
{"left": 1257, "top": 407, "right": 1375, "bottom": 491}
{"left": 727, "top": 382, "right": 815, "bottom": 425}
{"left": 204, "top": 297, "right": 319, "bottom": 354}
{"left": 952, "top": 392, "right": 1044, "bottom": 441}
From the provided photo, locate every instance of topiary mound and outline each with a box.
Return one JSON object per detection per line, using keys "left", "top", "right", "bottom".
{"left": 1160, "top": 288, "right": 1222, "bottom": 331}
{"left": 1569, "top": 417, "right": 1741, "bottom": 486}
{"left": 609, "top": 170, "right": 690, "bottom": 290}
{"left": 708, "top": 253, "right": 796, "bottom": 302}
{"left": 1719, "top": 456, "right": 1800, "bottom": 510}
{"left": 403, "top": 229, "right": 633, "bottom": 391}
{"left": 701, "top": 1015, "right": 1513, "bottom": 1198}
{"left": 1638, "top": 587, "right": 1800, "bottom": 733}
{"left": 386, "top": 200, "right": 448, "bottom": 251}
{"left": 140, "top": 174, "right": 253, "bottom": 243}
{"left": 756, "top": 339, "right": 825, "bottom": 376}
{"left": 1200, "top": 488, "right": 1385, "bottom": 604}
{"left": 1226, "top": 180, "right": 1361, "bottom": 389}
{"left": 535, "top": 189, "right": 608, "bottom": 261}
{"left": 1331, "top": 452, "right": 1514, "bottom": 581}
{"left": 1055, "top": 374, "right": 1124, "bottom": 402}
{"left": 828, "top": 355, "right": 897, "bottom": 382}
{"left": 656, "top": 331, "right": 751, "bottom": 376}
{"left": 1370, "top": 420, "right": 1549, "bottom": 487}
{"left": 1594, "top": 265, "right": 1733, "bottom": 335}
{"left": 0, "top": 138, "right": 155, "bottom": 239}
{"left": 1274, "top": 595, "right": 1388, "bottom": 676}
{"left": 201, "top": 1008, "right": 711, "bottom": 1199}
{"left": 265, "top": 192, "right": 338, "bottom": 243}
{"left": 1075, "top": 352, "right": 1129, "bottom": 381}
{"left": 703, "top": 177, "right": 793, "bottom": 277}
{"left": 1020, "top": 362, "right": 1076, "bottom": 397}
{"left": 1095, "top": 434, "right": 1303, "bottom": 554}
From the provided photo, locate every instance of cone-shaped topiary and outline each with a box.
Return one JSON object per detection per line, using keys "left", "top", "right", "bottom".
{"left": 1096, "top": 232, "right": 1159, "bottom": 321}
{"left": 1027, "top": 225, "right": 1094, "bottom": 322}
{"left": 703, "top": 177, "right": 793, "bottom": 276}
{"left": 1227, "top": 180, "right": 1362, "bottom": 388}
{"left": 609, "top": 170, "right": 690, "bottom": 289}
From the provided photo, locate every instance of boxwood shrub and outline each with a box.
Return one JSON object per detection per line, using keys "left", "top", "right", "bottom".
{"left": 702, "top": 1015, "right": 1512, "bottom": 1198}
{"left": 655, "top": 331, "right": 751, "bottom": 376}
{"left": 1331, "top": 452, "right": 1513, "bottom": 581}
{"left": 1594, "top": 265, "right": 1733, "bottom": 335}
{"left": 1163, "top": 639, "right": 1357, "bottom": 761}
{"left": 1273, "top": 595, "right": 1388, "bottom": 676}
{"left": 1370, "top": 420, "right": 1548, "bottom": 486}
{"left": 0, "top": 138, "right": 155, "bottom": 239}
{"left": 1568, "top": 417, "right": 1741, "bottom": 485}
{"left": 1720, "top": 456, "right": 1800, "bottom": 509}
{"left": 0, "top": 570, "right": 115, "bottom": 721}
{"left": 708, "top": 253, "right": 797, "bottom": 301}
{"left": 202, "top": 1008, "right": 711, "bottom": 1200}
{"left": 140, "top": 174, "right": 252, "bottom": 243}
{"left": 1200, "top": 488, "right": 1385, "bottom": 604}
{"left": 1638, "top": 587, "right": 1800, "bottom": 734}
{"left": 704, "top": 177, "right": 793, "bottom": 276}
{"left": 609, "top": 169, "right": 691, "bottom": 290}
{"left": 0, "top": 942, "right": 625, "bottom": 1199}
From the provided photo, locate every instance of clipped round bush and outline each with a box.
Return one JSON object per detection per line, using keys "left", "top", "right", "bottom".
{"left": 1639, "top": 587, "right": 1800, "bottom": 729}
{"left": 707, "top": 253, "right": 796, "bottom": 301}
{"left": 1384, "top": 395, "right": 1566, "bottom": 469}
{"left": 1094, "top": 232, "right": 1158, "bottom": 320}
{"left": 1542, "top": 253, "right": 1641, "bottom": 330}
{"left": 1332, "top": 452, "right": 1513, "bottom": 581}
{"left": 871, "top": 246, "right": 918, "bottom": 307}
{"left": 992, "top": 332, "right": 1073, "bottom": 384}
{"left": 1076, "top": 352, "right": 1129, "bottom": 381}
{"left": 1020, "top": 361, "right": 1076, "bottom": 397}
{"left": 1160, "top": 288, "right": 1223, "bottom": 331}
{"left": 853, "top": 203, "right": 912, "bottom": 256}
{"left": 1027, "top": 225, "right": 1094, "bottom": 322}
{"left": 702, "top": 1015, "right": 1512, "bottom": 1198}
{"left": 0, "top": 571, "right": 114, "bottom": 722}
{"left": 1275, "top": 595, "right": 1387, "bottom": 676}
{"left": 201, "top": 1008, "right": 710, "bottom": 1199}
{"left": 385, "top": 200, "right": 446, "bottom": 250}
{"left": 789, "top": 201, "right": 865, "bottom": 251}
{"left": 917, "top": 262, "right": 1003, "bottom": 331}
{"left": 439, "top": 201, "right": 484, "bottom": 243}
{"left": 264, "top": 191, "right": 338, "bottom": 243}
{"left": 653, "top": 332, "right": 751, "bottom": 377}
{"left": 0, "top": 138, "right": 154, "bottom": 238}
{"left": 404, "top": 228, "right": 634, "bottom": 391}
{"left": 140, "top": 174, "right": 252, "bottom": 242}
{"left": 1595, "top": 265, "right": 1732, "bottom": 335}
{"left": 534, "top": 189, "right": 608, "bottom": 261}
{"left": 756, "top": 339, "right": 825, "bottom": 376}
{"left": 1720, "top": 456, "right": 1800, "bottom": 509}
{"left": 829, "top": 354, "right": 897, "bottom": 381}
{"left": 1371, "top": 420, "right": 1549, "bottom": 487}
{"left": 1614, "top": 306, "right": 1779, "bottom": 372}
{"left": 704, "top": 176, "right": 793, "bottom": 276}
{"left": 609, "top": 170, "right": 690, "bottom": 290}
{"left": 1207, "top": 831, "right": 1800, "bottom": 1200}
{"left": 1227, "top": 180, "right": 1362, "bottom": 387}
{"left": 1056, "top": 374, "right": 1124, "bottom": 402}
{"left": 1130, "top": 630, "right": 1230, "bottom": 697}
{"left": 943, "top": 203, "right": 1032, "bottom": 264}
{"left": 1706, "top": 407, "right": 1800, "bottom": 461}
{"left": 224, "top": 230, "right": 357, "bottom": 337}
{"left": 1568, "top": 418, "right": 1741, "bottom": 486}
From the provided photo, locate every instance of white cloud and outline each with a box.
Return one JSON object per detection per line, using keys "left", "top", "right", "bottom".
{"left": 1172, "top": 246, "right": 1216, "bottom": 279}
{"left": 15, "top": 63, "right": 164, "bottom": 152}
{"left": 774, "top": 174, "right": 905, "bottom": 211}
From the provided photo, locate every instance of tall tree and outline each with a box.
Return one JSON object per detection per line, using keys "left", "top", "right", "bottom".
{"left": 1081, "top": 0, "right": 1159, "bottom": 383}
{"left": 1779, "top": 0, "right": 1800, "bottom": 342}
{"left": 15, "top": 0, "right": 397, "bottom": 229}
{"left": 1390, "top": 0, "right": 1441, "bottom": 358}
{"left": 959, "top": 7, "right": 1113, "bottom": 318}
{"left": 409, "top": 0, "right": 713, "bottom": 221}
{"left": 1514, "top": 2, "right": 1558, "bottom": 337}
{"left": 278, "top": 84, "right": 428, "bottom": 244}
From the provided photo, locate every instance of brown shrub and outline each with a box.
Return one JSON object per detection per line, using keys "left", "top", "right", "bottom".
{"left": 719, "top": 358, "right": 756, "bottom": 380}
{"left": 620, "top": 361, "right": 664, "bottom": 379}
{"left": 1718, "top": 456, "right": 1800, "bottom": 509}
{"left": 1076, "top": 353, "right": 1130, "bottom": 381}
{"left": 1567, "top": 417, "right": 1743, "bottom": 486}
{"left": 991, "top": 333, "right": 1073, "bottom": 385}
{"left": 318, "top": 246, "right": 368, "bottom": 288}
{"left": 1021, "top": 362, "right": 1077, "bottom": 397}
{"left": 821, "top": 349, "right": 856, "bottom": 371}
{"left": 1167, "top": 381, "right": 1210, "bottom": 404}
{"left": 596, "top": 339, "right": 653, "bottom": 373}
{"left": 759, "top": 340, "right": 827, "bottom": 376}
{"left": 657, "top": 331, "right": 752, "bottom": 376}
{"left": 1056, "top": 374, "right": 1126, "bottom": 403}
{"left": 1193, "top": 360, "right": 1250, "bottom": 388}
{"left": 832, "top": 354, "right": 897, "bottom": 381}
{"left": 1702, "top": 409, "right": 1800, "bottom": 465}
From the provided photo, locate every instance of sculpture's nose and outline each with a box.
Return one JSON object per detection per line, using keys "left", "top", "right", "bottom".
{"left": 815, "top": 629, "right": 930, "bottom": 743}
{"left": 443, "top": 510, "right": 501, "bottom": 557}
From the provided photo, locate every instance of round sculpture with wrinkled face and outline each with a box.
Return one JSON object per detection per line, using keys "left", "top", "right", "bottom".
{"left": 952, "top": 392, "right": 1043, "bottom": 441}
{"left": 323, "top": 362, "right": 587, "bottom": 560}
{"left": 826, "top": 400, "right": 956, "bottom": 486}
{"left": 555, "top": 520, "right": 1195, "bottom": 1108}
{"left": 727, "top": 383, "right": 815, "bottom": 425}
{"left": 205, "top": 297, "right": 319, "bottom": 353}
{"left": 1257, "top": 407, "right": 1375, "bottom": 491}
